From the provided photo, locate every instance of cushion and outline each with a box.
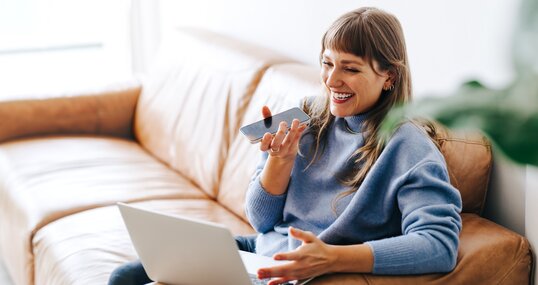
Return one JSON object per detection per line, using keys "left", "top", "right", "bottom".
{"left": 32, "top": 199, "right": 254, "bottom": 285}
{"left": 0, "top": 136, "right": 207, "bottom": 285}
{"left": 134, "top": 27, "right": 291, "bottom": 197}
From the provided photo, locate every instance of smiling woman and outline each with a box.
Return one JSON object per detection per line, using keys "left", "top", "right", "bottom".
{"left": 0, "top": 0, "right": 131, "bottom": 99}
{"left": 321, "top": 50, "right": 391, "bottom": 116}
{"left": 108, "top": 7, "right": 465, "bottom": 285}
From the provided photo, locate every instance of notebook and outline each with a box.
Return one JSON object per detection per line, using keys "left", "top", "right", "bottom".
{"left": 117, "top": 202, "right": 313, "bottom": 285}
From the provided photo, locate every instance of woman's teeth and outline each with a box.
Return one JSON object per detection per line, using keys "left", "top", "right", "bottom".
{"left": 333, "top": 92, "right": 354, "bottom": 100}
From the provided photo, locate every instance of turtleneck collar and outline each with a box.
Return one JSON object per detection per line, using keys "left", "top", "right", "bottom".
{"left": 338, "top": 111, "right": 370, "bottom": 133}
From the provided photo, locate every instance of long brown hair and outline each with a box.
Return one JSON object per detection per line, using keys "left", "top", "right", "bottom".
{"left": 302, "top": 7, "right": 420, "bottom": 212}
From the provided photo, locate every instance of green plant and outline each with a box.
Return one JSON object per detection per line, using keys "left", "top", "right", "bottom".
{"left": 380, "top": 0, "right": 538, "bottom": 166}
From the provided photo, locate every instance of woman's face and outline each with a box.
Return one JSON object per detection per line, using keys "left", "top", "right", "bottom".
{"left": 321, "top": 49, "right": 390, "bottom": 117}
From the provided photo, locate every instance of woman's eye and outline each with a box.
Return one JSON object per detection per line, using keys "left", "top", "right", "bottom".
{"left": 345, "top": 68, "right": 359, "bottom": 73}
{"left": 322, "top": 61, "right": 333, "bottom": 67}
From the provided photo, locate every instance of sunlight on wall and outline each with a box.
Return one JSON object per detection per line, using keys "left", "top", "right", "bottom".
{"left": 0, "top": 0, "right": 131, "bottom": 99}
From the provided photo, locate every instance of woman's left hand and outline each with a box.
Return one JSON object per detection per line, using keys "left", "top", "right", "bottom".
{"left": 257, "top": 227, "right": 336, "bottom": 285}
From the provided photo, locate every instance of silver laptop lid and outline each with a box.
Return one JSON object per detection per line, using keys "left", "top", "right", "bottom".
{"left": 117, "top": 202, "right": 253, "bottom": 285}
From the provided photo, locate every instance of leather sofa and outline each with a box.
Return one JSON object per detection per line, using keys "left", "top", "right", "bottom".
{"left": 0, "top": 28, "right": 533, "bottom": 285}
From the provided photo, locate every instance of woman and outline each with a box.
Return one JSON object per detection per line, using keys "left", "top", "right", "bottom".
{"left": 109, "top": 7, "right": 461, "bottom": 285}
{"left": 244, "top": 6, "right": 461, "bottom": 285}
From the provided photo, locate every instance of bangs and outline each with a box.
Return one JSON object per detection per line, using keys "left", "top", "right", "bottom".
{"left": 322, "top": 15, "right": 375, "bottom": 61}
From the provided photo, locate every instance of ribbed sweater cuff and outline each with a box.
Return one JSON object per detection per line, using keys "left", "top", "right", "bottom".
{"left": 365, "top": 238, "right": 418, "bottom": 274}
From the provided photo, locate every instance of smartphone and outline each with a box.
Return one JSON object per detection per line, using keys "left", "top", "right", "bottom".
{"left": 240, "top": 107, "right": 310, "bottom": 144}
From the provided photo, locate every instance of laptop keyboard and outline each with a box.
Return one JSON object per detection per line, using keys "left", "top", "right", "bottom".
{"left": 249, "top": 273, "right": 269, "bottom": 285}
{"left": 249, "top": 274, "right": 294, "bottom": 285}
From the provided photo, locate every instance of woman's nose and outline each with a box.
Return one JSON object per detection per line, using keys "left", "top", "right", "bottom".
{"left": 326, "top": 70, "right": 342, "bottom": 88}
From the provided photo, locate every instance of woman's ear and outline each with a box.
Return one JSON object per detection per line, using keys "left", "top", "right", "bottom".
{"left": 383, "top": 71, "right": 395, "bottom": 91}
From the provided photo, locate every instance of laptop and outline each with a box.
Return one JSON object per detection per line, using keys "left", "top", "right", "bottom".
{"left": 117, "top": 202, "right": 313, "bottom": 285}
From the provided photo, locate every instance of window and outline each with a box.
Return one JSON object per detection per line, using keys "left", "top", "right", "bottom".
{"left": 0, "top": 0, "right": 131, "bottom": 99}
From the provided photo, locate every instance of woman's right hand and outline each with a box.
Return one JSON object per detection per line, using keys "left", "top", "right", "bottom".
{"left": 259, "top": 106, "right": 307, "bottom": 161}
{"left": 258, "top": 106, "right": 307, "bottom": 196}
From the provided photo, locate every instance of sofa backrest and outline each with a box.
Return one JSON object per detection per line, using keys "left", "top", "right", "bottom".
{"left": 218, "top": 63, "right": 492, "bottom": 222}
{"left": 134, "top": 28, "right": 289, "bottom": 197}
{"left": 218, "top": 63, "right": 322, "bottom": 220}
{"left": 435, "top": 127, "right": 492, "bottom": 214}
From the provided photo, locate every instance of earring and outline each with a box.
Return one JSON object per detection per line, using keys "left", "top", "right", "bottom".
{"left": 383, "top": 84, "right": 394, "bottom": 91}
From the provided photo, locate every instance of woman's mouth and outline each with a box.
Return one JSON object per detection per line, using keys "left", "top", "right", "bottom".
{"left": 331, "top": 92, "right": 355, "bottom": 104}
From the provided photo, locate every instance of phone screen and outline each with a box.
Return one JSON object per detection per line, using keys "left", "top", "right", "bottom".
{"left": 240, "top": 107, "right": 310, "bottom": 143}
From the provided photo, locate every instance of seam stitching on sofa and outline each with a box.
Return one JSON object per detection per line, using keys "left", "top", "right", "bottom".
{"left": 362, "top": 274, "right": 373, "bottom": 285}
{"left": 478, "top": 141, "right": 493, "bottom": 215}
{"left": 527, "top": 243, "right": 535, "bottom": 285}
{"left": 437, "top": 137, "right": 491, "bottom": 146}
{"left": 495, "top": 241, "right": 531, "bottom": 284}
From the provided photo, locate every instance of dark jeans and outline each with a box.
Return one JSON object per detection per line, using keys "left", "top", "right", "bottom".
{"left": 108, "top": 235, "right": 257, "bottom": 285}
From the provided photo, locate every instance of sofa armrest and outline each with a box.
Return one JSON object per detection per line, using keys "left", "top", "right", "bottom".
{"left": 307, "top": 214, "right": 532, "bottom": 285}
{"left": 0, "top": 82, "right": 141, "bottom": 143}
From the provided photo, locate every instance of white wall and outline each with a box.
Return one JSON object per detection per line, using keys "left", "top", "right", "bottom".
{"left": 159, "top": 0, "right": 520, "bottom": 97}
{"left": 483, "top": 153, "right": 526, "bottom": 235}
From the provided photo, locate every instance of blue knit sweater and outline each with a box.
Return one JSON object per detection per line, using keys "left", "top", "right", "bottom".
{"left": 245, "top": 112, "right": 462, "bottom": 275}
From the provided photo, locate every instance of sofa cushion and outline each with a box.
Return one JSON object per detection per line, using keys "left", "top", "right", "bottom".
{"left": 0, "top": 136, "right": 207, "bottom": 285}
{"left": 32, "top": 199, "right": 255, "bottom": 285}
{"left": 134, "top": 27, "right": 290, "bottom": 198}
{"left": 218, "top": 63, "right": 322, "bottom": 221}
